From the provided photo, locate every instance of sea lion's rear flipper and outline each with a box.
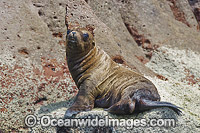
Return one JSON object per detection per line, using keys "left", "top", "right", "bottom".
{"left": 104, "top": 98, "right": 136, "bottom": 115}
{"left": 137, "top": 99, "right": 183, "bottom": 115}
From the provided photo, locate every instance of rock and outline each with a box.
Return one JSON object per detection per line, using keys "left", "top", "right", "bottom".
{"left": 87, "top": 0, "right": 200, "bottom": 53}
{"left": 0, "top": 0, "right": 77, "bottom": 132}
{"left": 30, "top": 100, "right": 199, "bottom": 132}
{"left": 146, "top": 46, "right": 200, "bottom": 122}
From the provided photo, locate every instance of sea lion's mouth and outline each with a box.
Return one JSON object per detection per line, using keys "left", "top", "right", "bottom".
{"left": 67, "top": 35, "right": 79, "bottom": 49}
{"left": 68, "top": 39, "right": 77, "bottom": 43}
{"left": 68, "top": 40, "right": 78, "bottom": 49}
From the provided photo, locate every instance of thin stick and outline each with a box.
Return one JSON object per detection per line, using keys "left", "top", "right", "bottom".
{"left": 65, "top": 5, "right": 69, "bottom": 30}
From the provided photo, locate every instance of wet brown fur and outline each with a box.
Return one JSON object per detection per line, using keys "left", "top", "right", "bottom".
{"left": 65, "top": 28, "right": 181, "bottom": 117}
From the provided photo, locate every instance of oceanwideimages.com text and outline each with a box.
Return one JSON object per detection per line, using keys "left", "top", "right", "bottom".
{"left": 25, "top": 115, "right": 176, "bottom": 129}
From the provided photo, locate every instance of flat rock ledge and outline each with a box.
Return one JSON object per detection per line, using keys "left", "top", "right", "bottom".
{"left": 30, "top": 99, "right": 199, "bottom": 133}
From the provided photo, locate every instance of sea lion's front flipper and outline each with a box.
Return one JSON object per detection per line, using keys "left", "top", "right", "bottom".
{"left": 136, "top": 99, "right": 183, "bottom": 115}
{"left": 64, "top": 104, "right": 92, "bottom": 118}
{"left": 104, "top": 98, "right": 136, "bottom": 115}
{"left": 64, "top": 89, "right": 95, "bottom": 118}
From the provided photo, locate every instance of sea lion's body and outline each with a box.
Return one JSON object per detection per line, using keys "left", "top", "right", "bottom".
{"left": 65, "top": 28, "right": 181, "bottom": 117}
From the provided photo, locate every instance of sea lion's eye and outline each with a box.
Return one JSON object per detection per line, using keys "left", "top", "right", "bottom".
{"left": 67, "top": 30, "right": 71, "bottom": 35}
{"left": 83, "top": 33, "right": 89, "bottom": 41}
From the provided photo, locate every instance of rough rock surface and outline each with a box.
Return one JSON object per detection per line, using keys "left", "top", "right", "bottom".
{"left": 0, "top": 0, "right": 77, "bottom": 132}
{"left": 30, "top": 46, "right": 200, "bottom": 132}
{"left": 31, "top": 105, "right": 198, "bottom": 133}
{"left": 0, "top": 0, "right": 200, "bottom": 132}
{"left": 87, "top": 0, "right": 200, "bottom": 59}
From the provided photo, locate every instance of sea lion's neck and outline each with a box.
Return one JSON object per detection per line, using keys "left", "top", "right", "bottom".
{"left": 67, "top": 47, "right": 98, "bottom": 85}
{"left": 67, "top": 47, "right": 97, "bottom": 67}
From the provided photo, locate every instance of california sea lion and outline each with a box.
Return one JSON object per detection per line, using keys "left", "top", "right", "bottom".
{"left": 64, "top": 28, "right": 182, "bottom": 117}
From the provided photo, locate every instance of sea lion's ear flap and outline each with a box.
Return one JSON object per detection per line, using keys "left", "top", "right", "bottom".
{"left": 92, "top": 41, "right": 95, "bottom": 46}
{"left": 86, "top": 25, "right": 95, "bottom": 36}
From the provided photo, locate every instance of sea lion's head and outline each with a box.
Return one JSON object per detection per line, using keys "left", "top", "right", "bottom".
{"left": 66, "top": 28, "right": 95, "bottom": 57}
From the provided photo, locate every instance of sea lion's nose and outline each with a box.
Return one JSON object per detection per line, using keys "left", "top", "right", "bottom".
{"left": 67, "top": 31, "right": 77, "bottom": 39}
{"left": 72, "top": 31, "right": 76, "bottom": 37}
{"left": 68, "top": 31, "right": 76, "bottom": 37}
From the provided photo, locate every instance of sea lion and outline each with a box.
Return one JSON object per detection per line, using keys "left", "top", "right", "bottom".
{"left": 64, "top": 28, "right": 182, "bottom": 117}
